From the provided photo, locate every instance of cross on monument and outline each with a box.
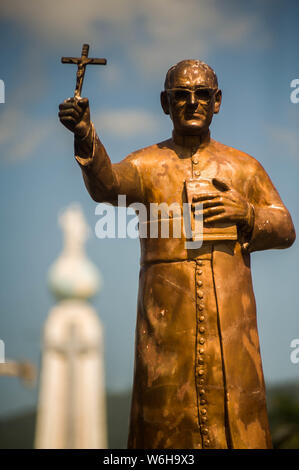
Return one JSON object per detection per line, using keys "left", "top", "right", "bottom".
{"left": 61, "top": 43, "right": 107, "bottom": 98}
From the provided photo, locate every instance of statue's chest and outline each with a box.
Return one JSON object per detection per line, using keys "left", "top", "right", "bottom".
{"left": 144, "top": 149, "right": 235, "bottom": 204}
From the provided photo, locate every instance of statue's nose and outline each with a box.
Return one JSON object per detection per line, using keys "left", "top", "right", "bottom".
{"left": 187, "top": 91, "right": 197, "bottom": 106}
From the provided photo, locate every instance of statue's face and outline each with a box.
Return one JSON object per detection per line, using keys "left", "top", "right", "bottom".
{"left": 161, "top": 64, "right": 221, "bottom": 136}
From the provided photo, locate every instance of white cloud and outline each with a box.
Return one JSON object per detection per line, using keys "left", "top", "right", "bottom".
{"left": 94, "top": 108, "right": 160, "bottom": 138}
{"left": 0, "top": 0, "right": 272, "bottom": 161}
{"left": 0, "top": 46, "right": 53, "bottom": 162}
{"left": 132, "top": 0, "right": 267, "bottom": 74}
{"left": 0, "top": 108, "right": 55, "bottom": 162}
{"left": 98, "top": 62, "right": 125, "bottom": 87}
{"left": 0, "top": 0, "right": 270, "bottom": 77}
{"left": 0, "top": 0, "right": 135, "bottom": 47}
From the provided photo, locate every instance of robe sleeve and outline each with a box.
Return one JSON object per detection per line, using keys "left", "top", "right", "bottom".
{"left": 74, "top": 124, "right": 144, "bottom": 206}
{"left": 245, "top": 160, "right": 296, "bottom": 253}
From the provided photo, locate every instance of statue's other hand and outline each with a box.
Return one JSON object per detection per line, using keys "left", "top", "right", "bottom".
{"left": 58, "top": 97, "right": 91, "bottom": 139}
{"left": 193, "top": 179, "right": 254, "bottom": 232}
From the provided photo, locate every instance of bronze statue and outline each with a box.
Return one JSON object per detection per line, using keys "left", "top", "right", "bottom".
{"left": 59, "top": 49, "right": 296, "bottom": 449}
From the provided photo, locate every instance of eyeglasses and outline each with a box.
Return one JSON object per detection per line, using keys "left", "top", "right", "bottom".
{"left": 166, "top": 87, "right": 217, "bottom": 103}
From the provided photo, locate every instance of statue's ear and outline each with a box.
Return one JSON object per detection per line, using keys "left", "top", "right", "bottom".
{"left": 214, "top": 89, "right": 222, "bottom": 114}
{"left": 160, "top": 91, "right": 170, "bottom": 115}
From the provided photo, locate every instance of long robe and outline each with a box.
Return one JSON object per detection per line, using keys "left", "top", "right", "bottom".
{"left": 75, "top": 130, "right": 295, "bottom": 449}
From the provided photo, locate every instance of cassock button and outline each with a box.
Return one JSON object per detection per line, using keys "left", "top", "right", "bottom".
{"left": 204, "top": 439, "right": 210, "bottom": 447}
{"left": 201, "top": 409, "right": 207, "bottom": 415}
{"left": 199, "top": 378, "right": 205, "bottom": 384}
{"left": 199, "top": 316, "right": 205, "bottom": 322}
{"left": 199, "top": 326, "right": 205, "bottom": 333}
{"left": 201, "top": 416, "right": 208, "bottom": 423}
{"left": 197, "top": 260, "right": 203, "bottom": 266}
{"left": 202, "top": 428, "right": 209, "bottom": 435}
{"left": 198, "top": 358, "right": 204, "bottom": 365}
{"left": 199, "top": 348, "right": 204, "bottom": 354}
{"left": 198, "top": 369, "right": 204, "bottom": 376}
{"left": 198, "top": 304, "right": 204, "bottom": 311}
{"left": 199, "top": 338, "right": 205, "bottom": 344}
{"left": 194, "top": 170, "right": 201, "bottom": 176}
{"left": 197, "top": 280, "right": 203, "bottom": 287}
{"left": 200, "top": 399, "right": 206, "bottom": 405}
{"left": 192, "top": 157, "right": 199, "bottom": 164}
{"left": 199, "top": 389, "right": 205, "bottom": 395}
{"left": 197, "top": 290, "right": 204, "bottom": 298}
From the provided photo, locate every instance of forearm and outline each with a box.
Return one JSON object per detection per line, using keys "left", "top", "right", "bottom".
{"left": 74, "top": 123, "right": 119, "bottom": 203}
{"left": 246, "top": 205, "right": 296, "bottom": 252}
{"left": 241, "top": 160, "right": 296, "bottom": 253}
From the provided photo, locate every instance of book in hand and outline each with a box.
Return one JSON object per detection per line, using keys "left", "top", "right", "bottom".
{"left": 184, "top": 177, "right": 237, "bottom": 242}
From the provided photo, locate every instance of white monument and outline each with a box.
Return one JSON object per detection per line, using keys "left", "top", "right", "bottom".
{"left": 35, "top": 204, "right": 107, "bottom": 449}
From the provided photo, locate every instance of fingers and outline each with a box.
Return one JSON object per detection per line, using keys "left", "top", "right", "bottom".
{"left": 201, "top": 197, "right": 224, "bottom": 208}
{"left": 204, "top": 213, "right": 230, "bottom": 224}
{"left": 193, "top": 195, "right": 235, "bottom": 207}
{"left": 58, "top": 107, "right": 80, "bottom": 121}
{"left": 60, "top": 117, "right": 76, "bottom": 127}
{"left": 58, "top": 97, "right": 91, "bottom": 136}
{"left": 58, "top": 97, "right": 87, "bottom": 130}
{"left": 77, "top": 97, "right": 89, "bottom": 109}
{"left": 58, "top": 97, "right": 89, "bottom": 112}
{"left": 59, "top": 117, "right": 77, "bottom": 131}
{"left": 203, "top": 206, "right": 225, "bottom": 218}
{"left": 59, "top": 99, "right": 82, "bottom": 115}
{"left": 204, "top": 210, "right": 241, "bottom": 224}
{"left": 192, "top": 200, "right": 225, "bottom": 214}
{"left": 193, "top": 193, "right": 219, "bottom": 202}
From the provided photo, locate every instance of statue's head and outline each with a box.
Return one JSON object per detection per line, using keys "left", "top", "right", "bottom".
{"left": 161, "top": 60, "right": 222, "bottom": 136}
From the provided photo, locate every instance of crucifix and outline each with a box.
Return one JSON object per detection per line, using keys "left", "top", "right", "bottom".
{"left": 61, "top": 43, "right": 107, "bottom": 98}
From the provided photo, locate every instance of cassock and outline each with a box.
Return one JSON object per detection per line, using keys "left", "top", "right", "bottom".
{"left": 75, "top": 129, "right": 295, "bottom": 449}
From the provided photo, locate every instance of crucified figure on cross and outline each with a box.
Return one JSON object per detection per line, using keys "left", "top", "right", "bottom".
{"left": 61, "top": 43, "right": 107, "bottom": 98}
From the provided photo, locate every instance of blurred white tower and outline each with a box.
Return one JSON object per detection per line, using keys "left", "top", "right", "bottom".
{"left": 35, "top": 204, "right": 107, "bottom": 449}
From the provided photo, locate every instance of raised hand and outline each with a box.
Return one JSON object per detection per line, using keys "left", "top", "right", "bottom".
{"left": 58, "top": 97, "right": 91, "bottom": 139}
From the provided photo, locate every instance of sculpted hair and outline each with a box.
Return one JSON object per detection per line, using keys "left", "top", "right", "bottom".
{"left": 164, "top": 60, "right": 218, "bottom": 90}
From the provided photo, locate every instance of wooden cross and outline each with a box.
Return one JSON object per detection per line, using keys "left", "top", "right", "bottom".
{"left": 61, "top": 43, "right": 107, "bottom": 99}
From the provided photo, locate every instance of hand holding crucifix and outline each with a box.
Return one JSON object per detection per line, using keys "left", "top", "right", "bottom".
{"left": 59, "top": 44, "right": 106, "bottom": 141}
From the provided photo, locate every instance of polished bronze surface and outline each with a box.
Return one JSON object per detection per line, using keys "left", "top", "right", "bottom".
{"left": 59, "top": 58, "right": 296, "bottom": 449}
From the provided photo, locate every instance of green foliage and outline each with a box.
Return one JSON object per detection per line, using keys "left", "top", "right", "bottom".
{"left": 267, "top": 383, "right": 299, "bottom": 449}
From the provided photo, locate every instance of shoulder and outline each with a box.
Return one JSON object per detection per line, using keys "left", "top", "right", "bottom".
{"left": 211, "top": 139, "right": 265, "bottom": 173}
{"left": 119, "top": 139, "right": 173, "bottom": 166}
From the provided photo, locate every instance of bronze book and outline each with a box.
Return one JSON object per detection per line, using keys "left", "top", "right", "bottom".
{"left": 184, "top": 178, "right": 237, "bottom": 242}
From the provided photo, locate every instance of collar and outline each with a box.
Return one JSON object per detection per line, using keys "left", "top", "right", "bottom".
{"left": 172, "top": 129, "right": 211, "bottom": 153}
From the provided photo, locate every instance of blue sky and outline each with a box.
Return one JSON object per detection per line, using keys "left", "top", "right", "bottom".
{"left": 0, "top": 0, "right": 299, "bottom": 417}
